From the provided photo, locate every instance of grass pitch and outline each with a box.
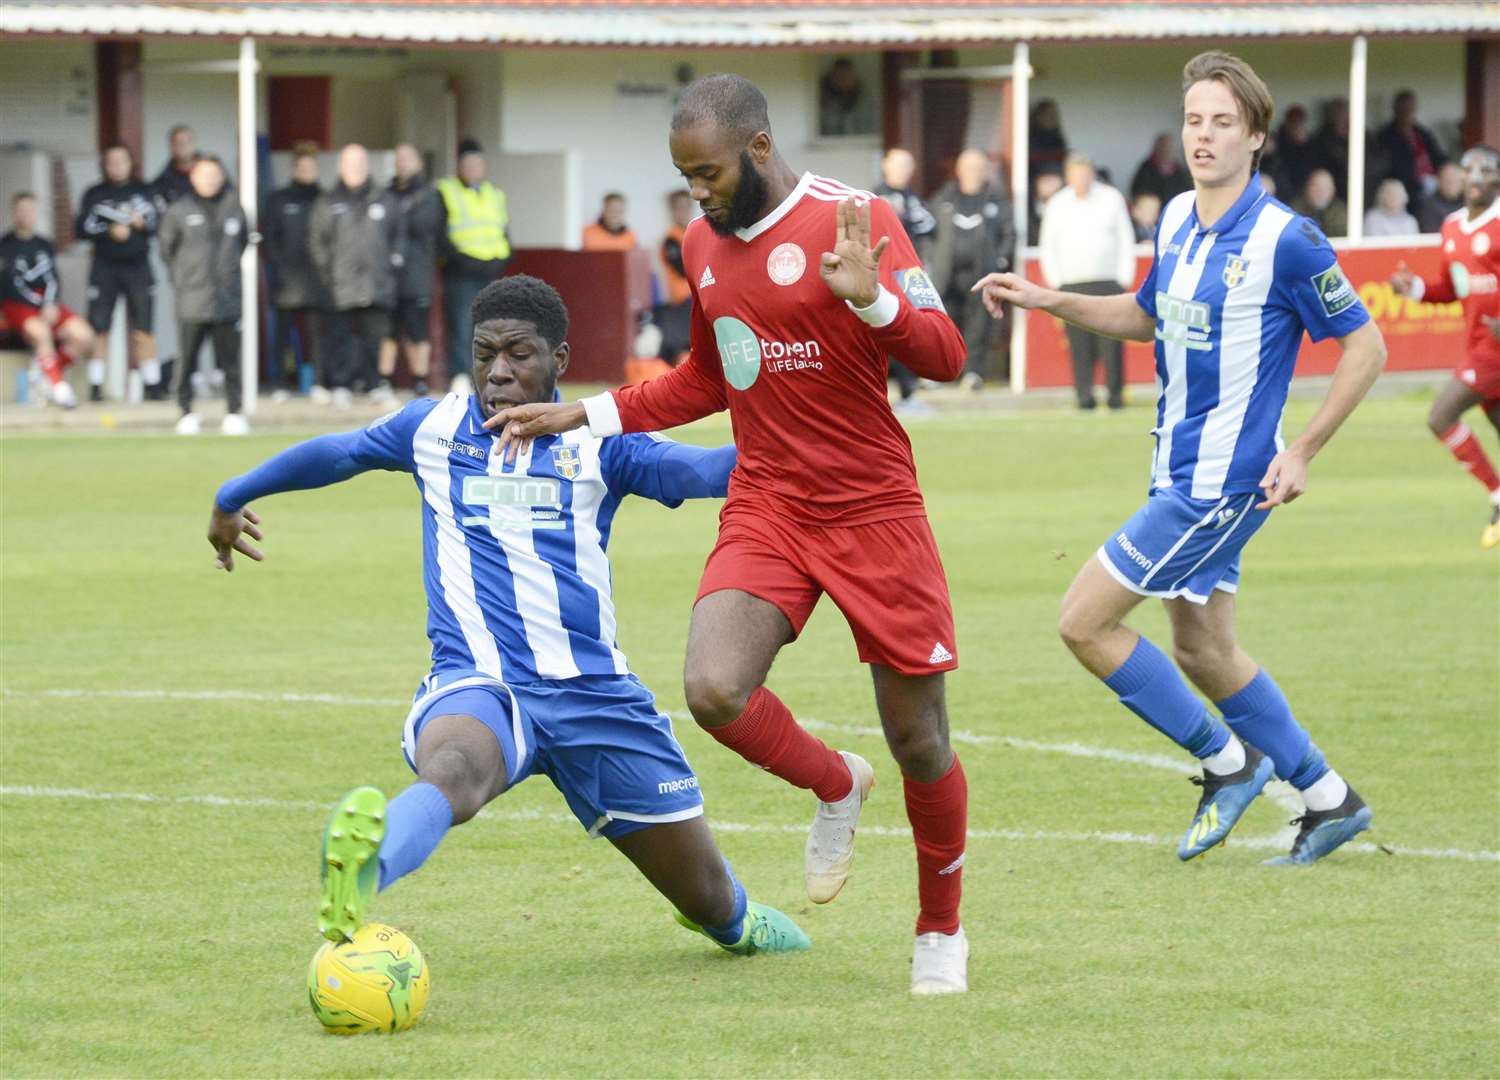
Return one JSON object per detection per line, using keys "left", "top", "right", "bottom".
{"left": 2, "top": 392, "right": 1497, "bottom": 1078}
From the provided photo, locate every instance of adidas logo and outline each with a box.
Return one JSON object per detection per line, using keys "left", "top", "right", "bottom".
{"left": 699, "top": 265, "right": 716, "bottom": 289}
{"left": 928, "top": 641, "right": 954, "bottom": 665}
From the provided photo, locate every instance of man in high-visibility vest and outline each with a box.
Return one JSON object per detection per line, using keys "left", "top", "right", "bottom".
{"left": 437, "top": 139, "right": 510, "bottom": 394}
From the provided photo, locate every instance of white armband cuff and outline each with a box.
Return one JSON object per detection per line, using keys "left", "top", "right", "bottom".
{"left": 581, "top": 392, "right": 623, "bottom": 437}
{"left": 847, "top": 285, "right": 900, "bottom": 329}
{"left": 1405, "top": 276, "right": 1425, "bottom": 302}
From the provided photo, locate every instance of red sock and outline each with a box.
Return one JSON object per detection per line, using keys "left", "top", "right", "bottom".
{"left": 37, "top": 353, "right": 63, "bottom": 386}
{"left": 707, "top": 687, "right": 852, "bottom": 802}
{"left": 904, "top": 755, "right": 967, "bottom": 936}
{"left": 1440, "top": 422, "right": 1500, "bottom": 494}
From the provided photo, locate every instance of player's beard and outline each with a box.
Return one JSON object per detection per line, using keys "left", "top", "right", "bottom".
{"left": 706, "top": 151, "right": 771, "bottom": 237}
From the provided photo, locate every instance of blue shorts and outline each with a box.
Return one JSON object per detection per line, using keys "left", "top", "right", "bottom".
{"left": 400, "top": 670, "right": 703, "bottom": 839}
{"left": 1096, "top": 487, "right": 1271, "bottom": 605}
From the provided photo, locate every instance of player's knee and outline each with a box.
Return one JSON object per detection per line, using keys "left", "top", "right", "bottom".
{"left": 888, "top": 726, "right": 952, "bottom": 783}
{"left": 1426, "top": 405, "right": 1451, "bottom": 437}
{"left": 683, "top": 668, "right": 752, "bottom": 728}
{"left": 1057, "top": 603, "right": 1100, "bottom": 656}
{"left": 417, "top": 746, "right": 494, "bottom": 825}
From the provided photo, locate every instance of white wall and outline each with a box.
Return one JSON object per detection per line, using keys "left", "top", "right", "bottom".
{"left": 0, "top": 40, "right": 97, "bottom": 157}
{"left": 955, "top": 39, "right": 1467, "bottom": 195}
{"left": 499, "top": 49, "right": 884, "bottom": 252}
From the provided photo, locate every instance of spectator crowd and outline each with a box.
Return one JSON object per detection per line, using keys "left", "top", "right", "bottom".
{"left": 0, "top": 85, "right": 1472, "bottom": 424}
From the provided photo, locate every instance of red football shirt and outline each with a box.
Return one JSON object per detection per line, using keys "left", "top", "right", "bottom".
{"left": 583, "top": 173, "right": 967, "bottom": 526}
{"left": 1416, "top": 200, "right": 1500, "bottom": 366}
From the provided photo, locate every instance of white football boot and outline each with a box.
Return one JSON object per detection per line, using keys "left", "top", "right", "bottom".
{"left": 911, "top": 925, "right": 968, "bottom": 995}
{"left": 804, "top": 751, "right": 875, "bottom": 903}
{"left": 50, "top": 380, "right": 78, "bottom": 409}
{"left": 175, "top": 412, "right": 201, "bottom": 436}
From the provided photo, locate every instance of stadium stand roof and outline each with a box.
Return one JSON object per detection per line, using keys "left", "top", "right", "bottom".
{"left": 2, "top": 1, "right": 1496, "bottom": 48}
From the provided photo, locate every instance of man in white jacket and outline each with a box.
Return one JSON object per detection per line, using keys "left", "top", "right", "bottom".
{"left": 1040, "top": 153, "right": 1139, "bottom": 409}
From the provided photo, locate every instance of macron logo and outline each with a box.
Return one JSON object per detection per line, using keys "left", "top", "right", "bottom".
{"left": 699, "top": 265, "right": 716, "bottom": 289}
{"left": 929, "top": 642, "right": 954, "bottom": 665}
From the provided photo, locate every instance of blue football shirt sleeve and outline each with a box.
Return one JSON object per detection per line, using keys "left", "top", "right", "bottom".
{"left": 600, "top": 432, "right": 736, "bottom": 508}
{"left": 349, "top": 398, "right": 436, "bottom": 472}
{"left": 1275, "top": 217, "right": 1370, "bottom": 342}
{"left": 214, "top": 399, "right": 432, "bottom": 512}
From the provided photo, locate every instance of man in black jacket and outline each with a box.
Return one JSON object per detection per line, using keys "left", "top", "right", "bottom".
{"left": 310, "top": 143, "right": 397, "bottom": 408}
{"left": 157, "top": 155, "right": 249, "bottom": 435}
{"left": 377, "top": 142, "right": 441, "bottom": 401}
{"left": 1375, "top": 90, "right": 1450, "bottom": 207}
{"left": 263, "top": 142, "right": 325, "bottom": 398}
{"left": 152, "top": 124, "right": 197, "bottom": 212}
{"left": 930, "top": 149, "right": 1015, "bottom": 391}
{"left": 76, "top": 143, "right": 163, "bottom": 402}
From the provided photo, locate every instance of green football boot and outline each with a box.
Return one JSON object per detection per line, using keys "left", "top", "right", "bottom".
{"left": 318, "top": 786, "right": 387, "bottom": 943}
{"left": 675, "top": 900, "right": 811, "bottom": 955}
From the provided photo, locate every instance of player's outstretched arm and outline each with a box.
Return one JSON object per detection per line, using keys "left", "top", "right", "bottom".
{"left": 972, "top": 272, "right": 1155, "bottom": 342}
{"left": 209, "top": 430, "right": 392, "bottom": 570}
{"left": 1257, "top": 320, "right": 1387, "bottom": 510}
{"left": 484, "top": 401, "right": 588, "bottom": 464}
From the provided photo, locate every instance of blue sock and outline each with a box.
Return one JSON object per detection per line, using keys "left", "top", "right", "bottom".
{"left": 1215, "top": 670, "right": 1326, "bottom": 787}
{"left": 699, "top": 859, "right": 749, "bottom": 947}
{"left": 1104, "top": 636, "right": 1230, "bottom": 758}
{"left": 377, "top": 783, "right": 454, "bottom": 891}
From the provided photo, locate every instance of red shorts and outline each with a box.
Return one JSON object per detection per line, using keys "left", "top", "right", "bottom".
{"left": 697, "top": 509, "right": 958, "bottom": 675}
{"left": 0, "top": 301, "right": 77, "bottom": 336}
{"left": 1456, "top": 360, "right": 1500, "bottom": 401}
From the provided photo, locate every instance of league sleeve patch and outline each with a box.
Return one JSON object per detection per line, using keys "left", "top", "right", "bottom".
{"left": 1310, "top": 264, "right": 1358, "bottom": 319}
{"left": 896, "top": 267, "right": 946, "bottom": 312}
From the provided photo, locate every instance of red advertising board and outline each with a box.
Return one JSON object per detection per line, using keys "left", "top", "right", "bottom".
{"left": 1021, "top": 239, "right": 1464, "bottom": 389}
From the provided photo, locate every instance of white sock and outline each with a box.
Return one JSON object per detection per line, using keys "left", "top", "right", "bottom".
{"left": 1201, "top": 732, "right": 1246, "bottom": 776}
{"left": 1301, "top": 769, "right": 1348, "bottom": 812}
{"left": 87, "top": 359, "right": 106, "bottom": 386}
{"left": 141, "top": 358, "right": 160, "bottom": 385}
{"left": 1488, "top": 488, "right": 1500, "bottom": 509}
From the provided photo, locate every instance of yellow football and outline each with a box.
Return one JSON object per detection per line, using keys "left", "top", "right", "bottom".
{"left": 306, "top": 923, "right": 430, "bottom": 1034}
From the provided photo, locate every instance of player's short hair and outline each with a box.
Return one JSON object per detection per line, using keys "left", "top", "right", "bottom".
{"left": 671, "top": 73, "right": 772, "bottom": 143}
{"left": 291, "top": 140, "right": 320, "bottom": 162}
{"left": 11, "top": 191, "right": 36, "bottom": 206}
{"left": 1181, "top": 51, "right": 1274, "bottom": 169}
{"left": 471, "top": 275, "right": 569, "bottom": 350}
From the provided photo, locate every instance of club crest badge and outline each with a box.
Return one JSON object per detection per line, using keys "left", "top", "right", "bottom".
{"left": 1222, "top": 254, "right": 1251, "bottom": 289}
{"left": 550, "top": 444, "right": 582, "bottom": 480}
{"left": 767, "top": 242, "right": 806, "bottom": 286}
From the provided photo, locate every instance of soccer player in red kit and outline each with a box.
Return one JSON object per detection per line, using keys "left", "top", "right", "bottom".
{"left": 1392, "top": 144, "right": 1500, "bottom": 548}
{"left": 489, "top": 74, "right": 972, "bottom": 993}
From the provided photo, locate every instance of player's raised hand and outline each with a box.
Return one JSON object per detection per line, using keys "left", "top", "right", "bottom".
{"left": 1256, "top": 449, "right": 1309, "bottom": 510}
{"left": 820, "top": 197, "right": 888, "bottom": 308}
{"left": 971, "top": 272, "right": 1048, "bottom": 317}
{"left": 482, "top": 400, "right": 587, "bottom": 464}
{"left": 208, "top": 505, "right": 264, "bottom": 572}
{"left": 1389, "top": 260, "right": 1417, "bottom": 296}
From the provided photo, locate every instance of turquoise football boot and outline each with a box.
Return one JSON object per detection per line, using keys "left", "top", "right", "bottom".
{"left": 1179, "top": 743, "right": 1275, "bottom": 860}
{"left": 318, "top": 786, "right": 386, "bottom": 942}
{"left": 675, "top": 900, "right": 811, "bottom": 955}
{"left": 1264, "top": 787, "right": 1372, "bottom": 866}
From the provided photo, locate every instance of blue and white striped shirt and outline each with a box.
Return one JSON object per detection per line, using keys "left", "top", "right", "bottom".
{"left": 1135, "top": 173, "right": 1370, "bottom": 500}
{"left": 218, "top": 393, "right": 734, "bottom": 683}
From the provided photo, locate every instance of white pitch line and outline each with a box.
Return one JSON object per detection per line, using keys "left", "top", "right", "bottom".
{"left": 0, "top": 784, "right": 1494, "bottom": 864}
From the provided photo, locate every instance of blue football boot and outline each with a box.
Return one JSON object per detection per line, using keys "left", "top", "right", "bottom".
{"left": 1178, "top": 743, "right": 1274, "bottom": 860}
{"left": 1264, "top": 786, "right": 1372, "bottom": 866}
